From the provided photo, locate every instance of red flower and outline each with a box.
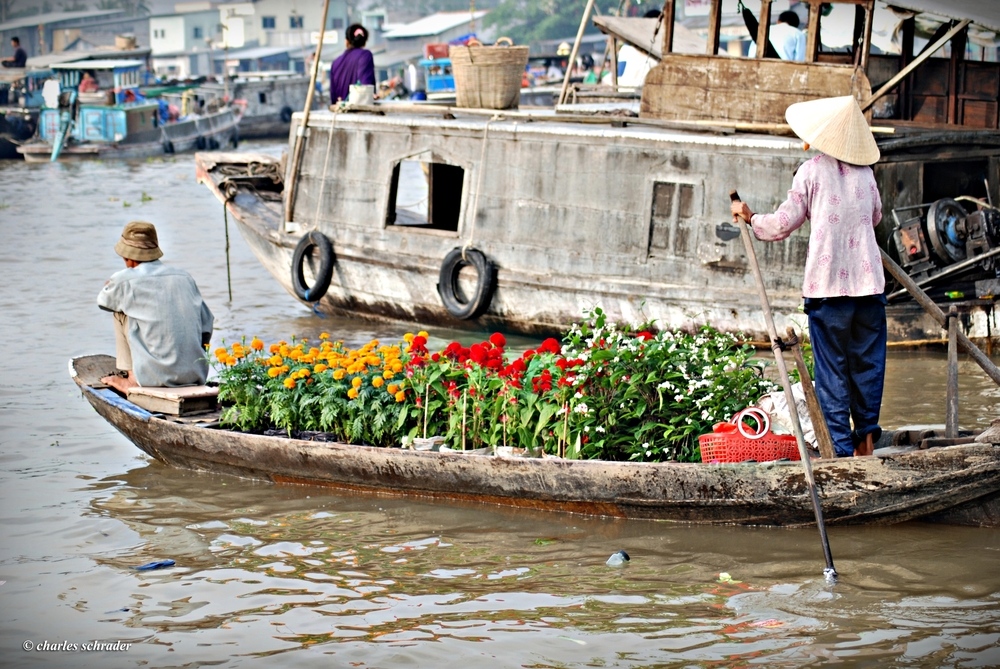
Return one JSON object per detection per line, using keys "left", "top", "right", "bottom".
{"left": 539, "top": 338, "right": 561, "bottom": 354}
{"left": 489, "top": 332, "right": 507, "bottom": 348}
{"left": 636, "top": 331, "right": 653, "bottom": 341}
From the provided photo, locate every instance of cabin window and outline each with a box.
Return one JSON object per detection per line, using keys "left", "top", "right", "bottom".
{"left": 290, "top": 15, "right": 304, "bottom": 29}
{"left": 648, "top": 181, "right": 698, "bottom": 256}
{"left": 262, "top": 16, "right": 276, "bottom": 30}
{"left": 331, "top": 18, "right": 344, "bottom": 30}
{"left": 258, "top": 92, "right": 267, "bottom": 103}
{"left": 923, "top": 160, "right": 990, "bottom": 204}
{"left": 386, "top": 159, "right": 464, "bottom": 232}
{"left": 193, "top": 26, "right": 203, "bottom": 39}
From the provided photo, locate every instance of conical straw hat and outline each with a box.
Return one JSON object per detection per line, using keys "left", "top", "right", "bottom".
{"left": 785, "top": 95, "right": 880, "bottom": 166}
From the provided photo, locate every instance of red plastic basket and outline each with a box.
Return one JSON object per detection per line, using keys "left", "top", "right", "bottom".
{"left": 698, "top": 408, "right": 801, "bottom": 463}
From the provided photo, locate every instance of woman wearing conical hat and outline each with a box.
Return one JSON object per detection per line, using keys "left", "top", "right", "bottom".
{"left": 730, "top": 95, "right": 884, "bottom": 458}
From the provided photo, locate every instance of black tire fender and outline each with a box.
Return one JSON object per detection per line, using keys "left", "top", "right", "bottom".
{"left": 162, "top": 139, "right": 174, "bottom": 154}
{"left": 195, "top": 136, "right": 207, "bottom": 150}
{"left": 291, "top": 231, "right": 335, "bottom": 302}
{"left": 208, "top": 137, "right": 220, "bottom": 150}
{"left": 228, "top": 132, "right": 239, "bottom": 149}
{"left": 437, "top": 247, "right": 496, "bottom": 320}
{"left": 280, "top": 106, "right": 294, "bottom": 123}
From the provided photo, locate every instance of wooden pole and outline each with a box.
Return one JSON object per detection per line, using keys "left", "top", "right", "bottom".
{"left": 660, "top": 0, "right": 675, "bottom": 55}
{"left": 946, "top": 308, "right": 959, "bottom": 438}
{"left": 880, "top": 248, "right": 1000, "bottom": 385}
{"left": 732, "top": 191, "right": 837, "bottom": 581}
{"left": 706, "top": 0, "right": 722, "bottom": 56}
{"left": 859, "top": 0, "right": 874, "bottom": 71}
{"left": 862, "top": 19, "right": 970, "bottom": 112}
{"left": 755, "top": 0, "right": 772, "bottom": 60}
{"left": 559, "top": 0, "right": 598, "bottom": 106}
{"left": 805, "top": 2, "right": 820, "bottom": 63}
{"left": 285, "top": 0, "right": 332, "bottom": 226}
{"left": 787, "top": 327, "right": 836, "bottom": 460}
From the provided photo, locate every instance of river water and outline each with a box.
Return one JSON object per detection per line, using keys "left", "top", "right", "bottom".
{"left": 1, "top": 143, "right": 999, "bottom": 668}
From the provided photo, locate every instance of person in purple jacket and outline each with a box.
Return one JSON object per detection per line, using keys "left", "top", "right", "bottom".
{"left": 329, "top": 23, "right": 375, "bottom": 104}
{"left": 731, "top": 96, "right": 885, "bottom": 459}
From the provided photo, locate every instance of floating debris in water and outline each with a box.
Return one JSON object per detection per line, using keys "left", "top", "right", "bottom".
{"left": 132, "top": 559, "right": 175, "bottom": 571}
{"left": 606, "top": 550, "right": 630, "bottom": 567}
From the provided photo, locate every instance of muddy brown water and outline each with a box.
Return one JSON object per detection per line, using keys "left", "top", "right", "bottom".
{"left": 1, "top": 144, "right": 999, "bottom": 668}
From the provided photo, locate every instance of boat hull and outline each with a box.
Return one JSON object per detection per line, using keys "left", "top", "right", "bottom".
{"left": 18, "top": 107, "right": 239, "bottom": 162}
{"left": 71, "top": 354, "right": 1000, "bottom": 527}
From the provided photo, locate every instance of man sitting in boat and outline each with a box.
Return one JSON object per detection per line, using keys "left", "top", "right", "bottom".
{"left": 1, "top": 36, "right": 26, "bottom": 68}
{"left": 748, "top": 11, "right": 807, "bottom": 61}
{"left": 97, "top": 221, "right": 214, "bottom": 393}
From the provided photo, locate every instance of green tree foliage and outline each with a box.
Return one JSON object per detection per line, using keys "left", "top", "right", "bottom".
{"left": 484, "top": 0, "right": 616, "bottom": 44}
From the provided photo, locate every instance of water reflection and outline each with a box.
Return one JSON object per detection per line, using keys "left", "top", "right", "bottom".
{"left": 78, "top": 462, "right": 1000, "bottom": 666}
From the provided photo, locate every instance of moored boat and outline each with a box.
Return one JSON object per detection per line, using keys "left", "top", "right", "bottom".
{"left": 197, "top": 70, "right": 312, "bottom": 140}
{"left": 70, "top": 353, "right": 1000, "bottom": 527}
{"left": 195, "top": 0, "right": 1000, "bottom": 344}
{"left": 17, "top": 59, "right": 241, "bottom": 162}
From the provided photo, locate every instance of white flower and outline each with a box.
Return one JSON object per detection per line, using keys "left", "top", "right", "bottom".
{"left": 584, "top": 425, "right": 590, "bottom": 432}
{"left": 645, "top": 450, "right": 652, "bottom": 457}
{"left": 574, "top": 403, "right": 590, "bottom": 414}
{"left": 574, "top": 391, "right": 584, "bottom": 399}
{"left": 596, "top": 426, "right": 605, "bottom": 433}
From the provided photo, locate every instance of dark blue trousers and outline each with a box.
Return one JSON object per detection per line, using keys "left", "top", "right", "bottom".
{"left": 805, "top": 295, "right": 887, "bottom": 457}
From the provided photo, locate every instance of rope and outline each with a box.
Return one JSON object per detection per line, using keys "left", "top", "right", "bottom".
{"left": 311, "top": 117, "right": 337, "bottom": 230}
{"left": 464, "top": 114, "right": 501, "bottom": 259}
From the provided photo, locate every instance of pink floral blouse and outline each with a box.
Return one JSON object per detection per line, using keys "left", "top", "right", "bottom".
{"left": 750, "top": 154, "right": 884, "bottom": 298}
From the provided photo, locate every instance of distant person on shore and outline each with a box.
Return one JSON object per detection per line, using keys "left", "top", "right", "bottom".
{"left": 79, "top": 71, "right": 99, "bottom": 93}
{"left": 98, "top": 221, "right": 214, "bottom": 393}
{"left": 749, "top": 11, "right": 806, "bottom": 61}
{"left": 730, "top": 96, "right": 885, "bottom": 458}
{"left": 329, "top": 23, "right": 375, "bottom": 104}
{"left": 2, "top": 36, "right": 27, "bottom": 68}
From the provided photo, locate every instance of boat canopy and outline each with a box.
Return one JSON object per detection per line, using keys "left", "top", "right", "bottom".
{"left": 52, "top": 60, "right": 145, "bottom": 104}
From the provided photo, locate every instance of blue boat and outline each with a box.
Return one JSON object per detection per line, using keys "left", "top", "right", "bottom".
{"left": 17, "top": 59, "right": 241, "bottom": 162}
{"left": 0, "top": 66, "right": 51, "bottom": 159}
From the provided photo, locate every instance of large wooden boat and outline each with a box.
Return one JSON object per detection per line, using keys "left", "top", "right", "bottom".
{"left": 17, "top": 59, "right": 241, "bottom": 162}
{"left": 195, "top": 0, "right": 999, "bottom": 343}
{"left": 70, "top": 354, "right": 1000, "bottom": 527}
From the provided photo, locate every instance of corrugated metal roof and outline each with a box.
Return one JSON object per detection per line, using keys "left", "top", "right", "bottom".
{"left": 880, "top": 0, "right": 1000, "bottom": 33}
{"left": 214, "top": 46, "right": 293, "bottom": 61}
{"left": 0, "top": 9, "right": 123, "bottom": 31}
{"left": 52, "top": 59, "right": 144, "bottom": 70}
{"left": 373, "top": 48, "right": 424, "bottom": 68}
{"left": 383, "top": 10, "right": 488, "bottom": 39}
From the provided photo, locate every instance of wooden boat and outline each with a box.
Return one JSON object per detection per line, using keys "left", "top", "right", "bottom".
{"left": 70, "top": 353, "right": 1000, "bottom": 527}
{"left": 17, "top": 59, "right": 241, "bottom": 162}
{"left": 194, "top": 0, "right": 1000, "bottom": 344}
{"left": 197, "top": 71, "right": 311, "bottom": 140}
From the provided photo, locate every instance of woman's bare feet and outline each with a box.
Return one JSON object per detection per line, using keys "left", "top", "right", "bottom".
{"left": 100, "top": 371, "right": 138, "bottom": 394}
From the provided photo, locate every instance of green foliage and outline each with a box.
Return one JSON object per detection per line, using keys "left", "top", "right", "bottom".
{"left": 484, "top": 0, "right": 617, "bottom": 44}
{"left": 213, "top": 310, "right": 777, "bottom": 462}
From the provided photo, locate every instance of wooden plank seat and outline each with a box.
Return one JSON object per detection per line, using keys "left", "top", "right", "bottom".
{"left": 126, "top": 385, "right": 218, "bottom": 416}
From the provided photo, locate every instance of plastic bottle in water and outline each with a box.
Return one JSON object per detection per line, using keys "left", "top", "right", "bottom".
{"left": 606, "top": 549, "right": 630, "bottom": 567}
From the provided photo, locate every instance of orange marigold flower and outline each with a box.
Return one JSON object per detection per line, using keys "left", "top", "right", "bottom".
{"left": 283, "top": 377, "right": 296, "bottom": 389}
{"left": 347, "top": 387, "right": 359, "bottom": 399}
{"left": 279, "top": 345, "right": 291, "bottom": 357}
{"left": 387, "top": 384, "right": 399, "bottom": 394}
{"left": 333, "top": 369, "right": 346, "bottom": 380}
{"left": 267, "top": 367, "right": 282, "bottom": 378}
{"left": 214, "top": 347, "right": 227, "bottom": 359}
{"left": 395, "top": 390, "right": 406, "bottom": 402}
{"left": 269, "top": 355, "right": 283, "bottom": 366}
{"left": 319, "top": 332, "right": 330, "bottom": 340}
{"left": 269, "top": 343, "right": 281, "bottom": 354}
{"left": 382, "top": 370, "right": 394, "bottom": 380}
{"left": 351, "top": 376, "right": 363, "bottom": 389}
{"left": 224, "top": 355, "right": 236, "bottom": 366}
{"left": 417, "top": 330, "right": 429, "bottom": 339}
{"left": 403, "top": 333, "right": 415, "bottom": 344}
{"left": 372, "top": 376, "right": 385, "bottom": 388}
{"left": 314, "top": 364, "right": 328, "bottom": 373}
{"left": 250, "top": 337, "right": 264, "bottom": 351}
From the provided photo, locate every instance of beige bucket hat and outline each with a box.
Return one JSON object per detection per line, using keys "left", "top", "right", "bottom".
{"left": 114, "top": 221, "right": 163, "bottom": 262}
{"left": 785, "top": 95, "right": 880, "bottom": 166}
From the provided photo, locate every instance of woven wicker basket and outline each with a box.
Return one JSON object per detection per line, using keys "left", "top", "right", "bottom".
{"left": 449, "top": 38, "right": 529, "bottom": 110}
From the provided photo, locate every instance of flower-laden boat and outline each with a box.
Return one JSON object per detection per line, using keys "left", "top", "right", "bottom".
{"left": 70, "top": 318, "right": 1000, "bottom": 528}
{"left": 195, "top": 0, "right": 1000, "bottom": 344}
